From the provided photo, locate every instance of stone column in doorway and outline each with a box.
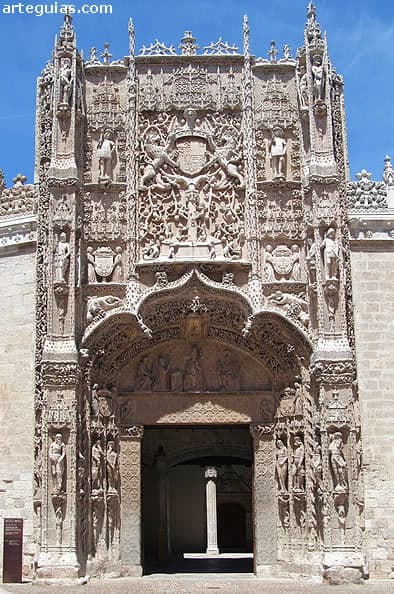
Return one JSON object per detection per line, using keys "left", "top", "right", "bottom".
{"left": 119, "top": 425, "right": 144, "bottom": 576}
{"left": 250, "top": 424, "right": 277, "bottom": 575}
{"left": 205, "top": 466, "right": 219, "bottom": 555}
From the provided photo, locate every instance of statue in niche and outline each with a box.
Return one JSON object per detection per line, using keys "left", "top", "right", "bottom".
{"left": 135, "top": 356, "right": 153, "bottom": 392}
{"left": 298, "top": 65, "right": 309, "bottom": 110}
{"left": 183, "top": 345, "right": 204, "bottom": 392}
{"left": 217, "top": 350, "right": 241, "bottom": 391}
{"left": 54, "top": 232, "right": 70, "bottom": 284}
{"left": 293, "top": 436, "right": 305, "bottom": 492}
{"left": 270, "top": 127, "right": 287, "bottom": 179}
{"left": 321, "top": 227, "right": 339, "bottom": 279}
{"left": 264, "top": 245, "right": 275, "bottom": 281}
{"left": 87, "top": 246, "right": 96, "bottom": 283}
{"left": 97, "top": 129, "right": 116, "bottom": 181}
{"left": 276, "top": 439, "right": 288, "bottom": 493}
{"left": 311, "top": 54, "right": 325, "bottom": 103}
{"left": 153, "top": 356, "right": 170, "bottom": 392}
{"left": 59, "top": 57, "right": 73, "bottom": 106}
{"left": 329, "top": 432, "right": 348, "bottom": 492}
{"left": 91, "top": 383, "right": 99, "bottom": 415}
{"left": 112, "top": 246, "right": 124, "bottom": 282}
{"left": 49, "top": 433, "right": 66, "bottom": 494}
{"left": 306, "top": 237, "right": 319, "bottom": 285}
{"left": 290, "top": 245, "right": 301, "bottom": 280}
{"left": 91, "top": 439, "right": 104, "bottom": 493}
{"left": 312, "top": 438, "right": 323, "bottom": 490}
{"left": 106, "top": 441, "right": 119, "bottom": 494}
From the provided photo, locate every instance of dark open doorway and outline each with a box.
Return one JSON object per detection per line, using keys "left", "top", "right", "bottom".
{"left": 141, "top": 425, "right": 253, "bottom": 574}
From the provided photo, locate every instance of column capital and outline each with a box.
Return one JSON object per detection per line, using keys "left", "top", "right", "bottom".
{"left": 204, "top": 466, "right": 217, "bottom": 479}
{"left": 121, "top": 424, "right": 144, "bottom": 439}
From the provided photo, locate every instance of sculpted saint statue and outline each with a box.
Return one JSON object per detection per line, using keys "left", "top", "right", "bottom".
{"left": 135, "top": 357, "right": 153, "bottom": 392}
{"left": 183, "top": 345, "right": 204, "bottom": 391}
{"left": 276, "top": 439, "right": 288, "bottom": 492}
{"left": 59, "top": 58, "right": 73, "bottom": 106}
{"left": 217, "top": 350, "right": 240, "bottom": 391}
{"left": 106, "top": 441, "right": 119, "bottom": 494}
{"left": 270, "top": 127, "right": 287, "bottom": 179}
{"left": 91, "top": 439, "right": 104, "bottom": 492}
{"left": 321, "top": 227, "right": 339, "bottom": 279}
{"left": 49, "top": 433, "right": 66, "bottom": 494}
{"left": 293, "top": 436, "right": 305, "bottom": 491}
{"left": 311, "top": 54, "right": 325, "bottom": 103}
{"left": 54, "top": 232, "right": 70, "bottom": 284}
{"left": 329, "top": 432, "right": 348, "bottom": 492}
{"left": 97, "top": 130, "right": 116, "bottom": 180}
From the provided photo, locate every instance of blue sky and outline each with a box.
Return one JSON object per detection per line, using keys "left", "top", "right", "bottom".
{"left": 0, "top": 0, "right": 393, "bottom": 186}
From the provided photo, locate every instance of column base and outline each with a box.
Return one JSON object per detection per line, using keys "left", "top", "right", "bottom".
{"left": 323, "top": 552, "right": 368, "bottom": 585}
{"left": 206, "top": 548, "right": 219, "bottom": 555}
{"left": 35, "top": 552, "right": 80, "bottom": 579}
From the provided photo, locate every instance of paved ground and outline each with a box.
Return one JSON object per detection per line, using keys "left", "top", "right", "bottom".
{"left": 1, "top": 577, "right": 394, "bottom": 594}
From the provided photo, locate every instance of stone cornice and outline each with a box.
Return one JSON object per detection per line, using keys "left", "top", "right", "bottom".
{"left": 0, "top": 214, "right": 37, "bottom": 253}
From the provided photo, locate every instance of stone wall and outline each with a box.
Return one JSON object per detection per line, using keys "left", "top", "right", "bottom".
{"left": 0, "top": 245, "right": 36, "bottom": 576}
{"left": 351, "top": 243, "right": 394, "bottom": 578}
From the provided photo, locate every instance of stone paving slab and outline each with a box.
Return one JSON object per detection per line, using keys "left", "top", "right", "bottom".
{"left": 1, "top": 577, "right": 394, "bottom": 594}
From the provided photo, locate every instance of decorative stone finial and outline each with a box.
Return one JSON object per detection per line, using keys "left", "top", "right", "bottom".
{"left": 268, "top": 40, "right": 278, "bottom": 63}
{"left": 383, "top": 155, "right": 394, "bottom": 186}
{"left": 101, "top": 42, "right": 112, "bottom": 65}
{"left": 58, "top": 8, "right": 75, "bottom": 50}
{"left": 243, "top": 15, "right": 250, "bottom": 56}
{"left": 305, "top": 0, "right": 322, "bottom": 41}
{"left": 13, "top": 173, "right": 27, "bottom": 187}
{"left": 128, "top": 18, "right": 135, "bottom": 56}
{"left": 180, "top": 31, "right": 198, "bottom": 56}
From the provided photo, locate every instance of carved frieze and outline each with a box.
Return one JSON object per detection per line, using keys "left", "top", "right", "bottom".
{"left": 257, "top": 187, "right": 304, "bottom": 240}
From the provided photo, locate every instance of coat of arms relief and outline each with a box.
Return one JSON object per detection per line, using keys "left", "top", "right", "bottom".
{"left": 138, "top": 108, "right": 245, "bottom": 262}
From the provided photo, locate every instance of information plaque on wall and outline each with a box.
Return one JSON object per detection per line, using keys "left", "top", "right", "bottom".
{"left": 2, "top": 518, "right": 23, "bottom": 583}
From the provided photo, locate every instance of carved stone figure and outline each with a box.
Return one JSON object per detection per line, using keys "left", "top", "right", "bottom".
{"left": 329, "top": 431, "right": 348, "bottom": 492}
{"left": 49, "top": 433, "right": 66, "bottom": 494}
{"left": 59, "top": 58, "right": 73, "bottom": 107}
{"left": 264, "top": 244, "right": 275, "bottom": 281}
{"left": 91, "top": 439, "right": 104, "bottom": 493}
{"left": 87, "top": 246, "right": 96, "bottom": 283}
{"left": 276, "top": 439, "right": 288, "bottom": 493}
{"left": 112, "top": 246, "right": 124, "bottom": 282}
{"left": 312, "top": 438, "right": 323, "bottom": 490}
{"left": 217, "top": 350, "right": 240, "bottom": 391}
{"left": 321, "top": 227, "right": 339, "bottom": 279}
{"left": 290, "top": 245, "right": 301, "bottom": 280}
{"left": 106, "top": 441, "right": 119, "bottom": 494}
{"left": 54, "top": 232, "right": 70, "bottom": 284}
{"left": 277, "top": 386, "right": 296, "bottom": 417}
{"left": 97, "top": 130, "right": 116, "bottom": 181}
{"left": 298, "top": 66, "right": 309, "bottom": 110}
{"left": 293, "top": 436, "right": 305, "bottom": 492}
{"left": 87, "top": 295, "right": 122, "bottom": 324}
{"left": 270, "top": 127, "right": 287, "bottom": 178}
{"left": 306, "top": 237, "right": 319, "bottom": 285}
{"left": 183, "top": 345, "right": 204, "bottom": 391}
{"left": 135, "top": 356, "right": 153, "bottom": 391}
{"left": 311, "top": 54, "right": 325, "bottom": 103}
{"left": 140, "top": 130, "right": 178, "bottom": 188}
{"left": 153, "top": 356, "right": 170, "bottom": 391}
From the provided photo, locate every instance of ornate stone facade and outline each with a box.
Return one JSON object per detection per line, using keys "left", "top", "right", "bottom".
{"left": 1, "top": 4, "right": 394, "bottom": 584}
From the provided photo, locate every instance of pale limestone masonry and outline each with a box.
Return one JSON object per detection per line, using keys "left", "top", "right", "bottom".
{"left": 1, "top": 6, "right": 394, "bottom": 585}
{"left": 0, "top": 247, "right": 36, "bottom": 574}
{"left": 348, "top": 164, "right": 394, "bottom": 577}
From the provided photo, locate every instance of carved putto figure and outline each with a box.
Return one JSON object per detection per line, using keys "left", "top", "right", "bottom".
{"left": 183, "top": 345, "right": 204, "bottom": 391}
{"left": 270, "top": 127, "right": 287, "bottom": 179}
{"left": 106, "top": 441, "right": 119, "bottom": 494}
{"left": 293, "top": 436, "right": 305, "bottom": 492}
{"left": 276, "top": 439, "right": 288, "bottom": 493}
{"left": 329, "top": 431, "right": 348, "bottom": 492}
{"left": 311, "top": 54, "right": 325, "bottom": 103}
{"left": 97, "top": 129, "right": 116, "bottom": 181}
{"left": 217, "top": 350, "right": 240, "bottom": 391}
{"left": 49, "top": 433, "right": 66, "bottom": 494}
{"left": 91, "top": 439, "right": 104, "bottom": 493}
{"left": 54, "top": 232, "right": 70, "bottom": 284}
{"left": 321, "top": 227, "right": 339, "bottom": 279}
